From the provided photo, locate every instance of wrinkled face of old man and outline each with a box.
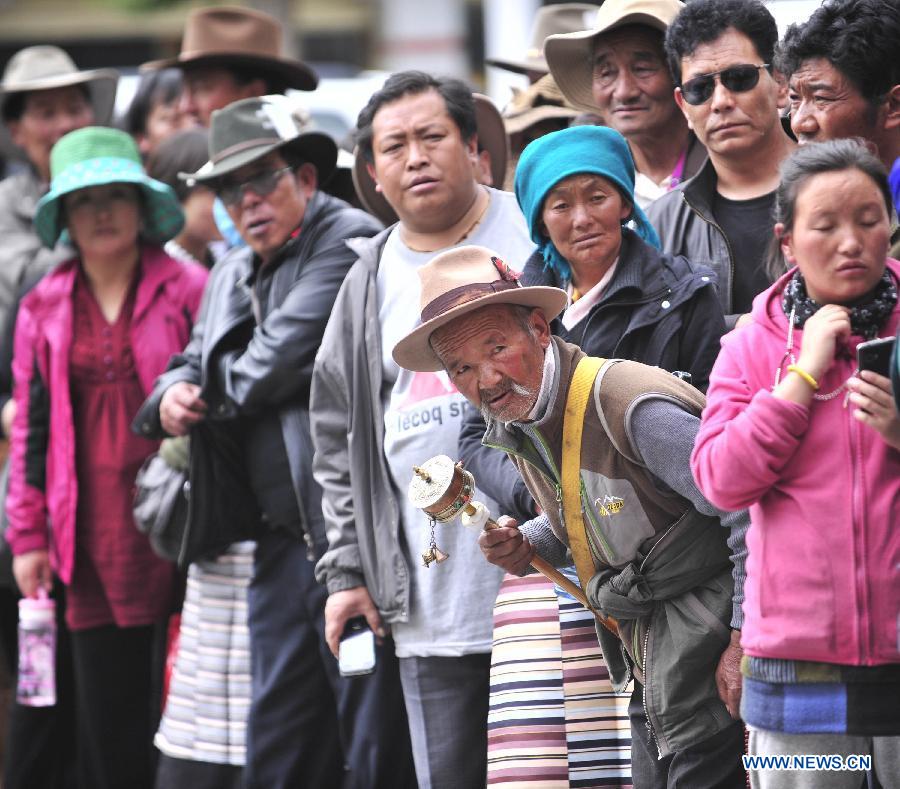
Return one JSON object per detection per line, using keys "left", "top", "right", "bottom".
{"left": 431, "top": 303, "right": 551, "bottom": 423}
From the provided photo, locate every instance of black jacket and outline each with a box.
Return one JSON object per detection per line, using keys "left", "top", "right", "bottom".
{"left": 134, "top": 191, "right": 381, "bottom": 550}
{"left": 458, "top": 229, "right": 725, "bottom": 521}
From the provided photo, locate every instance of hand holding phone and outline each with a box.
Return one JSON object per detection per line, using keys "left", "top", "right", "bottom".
{"left": 338, "top": 617, "right": 376, "bottom": 677}
{"left": 857, "top": 337, "right": 896, "bottom": 378}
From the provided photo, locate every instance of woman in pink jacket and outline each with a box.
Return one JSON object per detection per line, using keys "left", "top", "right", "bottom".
{"left": 691, "top": 139, "right": 900, "bottom": 788}
{"left": 6, "top": 127, "right": 207, "bottom": 789}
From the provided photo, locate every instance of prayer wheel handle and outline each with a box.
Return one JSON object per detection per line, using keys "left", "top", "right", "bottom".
{"left": 407, "top": 455, "right": 618, "bottom": 636}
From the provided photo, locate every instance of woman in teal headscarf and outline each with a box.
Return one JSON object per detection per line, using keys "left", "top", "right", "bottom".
{"left": 514, "top": 124, "right": 724, "bottom": 389}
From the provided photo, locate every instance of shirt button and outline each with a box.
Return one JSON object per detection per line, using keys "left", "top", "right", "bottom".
{"left": 701, "top": 276, "right": 710, "bottom": 282}
{"left": 217, "top": 404, "right": 227, "bottom": 415}
{"left": 103, "top": 355, "right": 113, "bottom": 365}
{"left": 661, "top": 300, "right": 671, "bottom": 309}
{"left": 102, "top": 327, "right": 111, "bottom": 338}
{"left": 105, "top": 371, "right": 115, "bottom": 381}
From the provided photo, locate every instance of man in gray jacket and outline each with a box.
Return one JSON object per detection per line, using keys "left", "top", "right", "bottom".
{"left": 136, "top": 95, "right": 412, "bottom": 789}
{"left": 311, "top": 71, "right": 534, "bottom": 788}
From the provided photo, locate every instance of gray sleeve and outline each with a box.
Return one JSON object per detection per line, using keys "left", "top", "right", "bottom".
{"left": 629, "top": 398, "right": 748, "bottom": 629}
{"left": 518, "top": 512, "right": 570, "bottom": 571}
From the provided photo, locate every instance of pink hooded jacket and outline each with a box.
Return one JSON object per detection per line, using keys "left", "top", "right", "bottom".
{"left": 6, "top": 245, "right": 207, "bottom": 584}
{"left": 691, "top": 261, "right": 900, "bottom": 667}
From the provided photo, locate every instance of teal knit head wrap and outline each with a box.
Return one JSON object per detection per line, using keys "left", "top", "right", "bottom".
{"left": 514, "top": 125, "right": 661, "bottom": 281}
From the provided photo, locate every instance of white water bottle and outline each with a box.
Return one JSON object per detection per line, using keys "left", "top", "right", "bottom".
{"left": 16, "top": 589, "right": 56, "bottom": 706}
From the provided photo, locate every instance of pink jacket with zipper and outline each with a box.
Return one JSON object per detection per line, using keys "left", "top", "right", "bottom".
{"left": 691, "top": 261, "right": 900, "bottom": 666}
{"left": 6, "top": 245, "right": 207, "bottom": 585}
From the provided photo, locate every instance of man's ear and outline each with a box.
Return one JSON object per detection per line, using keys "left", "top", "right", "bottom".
{"left": 529, "top": 308, "right": 552, "bottom": 348}
{"left": 771, "top": 68, "right": 789, "bottom": 111}
{"left": 294, "top": 161, "right": 318, "bottom": 194}
{"left": 6, "top": 119, "right": 22, "bottom": 149}
{"left": 883, "top": 84, "right": 900, "bottom": 131}
{"left": 365, "top": 160, "right": 383, "bottom": 194}
{"left": 674, "top": 88, "right": 693, "bottom": 129}
{"left": 465, "top": 132, "right": 480, "bottom": 164}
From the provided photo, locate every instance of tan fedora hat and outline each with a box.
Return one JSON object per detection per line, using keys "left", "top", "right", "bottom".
{"left": 486, "top": 3, "right": 600, "bottom": 76}
{"left": 352, "top": 93, "right": 508, "bottom": 226}
{"left": 545, "top": 0, "right": 684, "bottom": 114}
{"left": 503, "top": 73, "right": 579, "bottom": 136}
{"left": 392, "top": 245, "right": 567, "bottom": 373}
{"left": 0, "top": 45, "right": 117, "bottom": 156}
{"left": 141, "top": 6, "right": 317, "bottom": 92}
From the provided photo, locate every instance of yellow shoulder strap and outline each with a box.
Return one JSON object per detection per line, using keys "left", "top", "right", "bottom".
{"left": 561, "top": 356, "right": 618, "bottom": 636}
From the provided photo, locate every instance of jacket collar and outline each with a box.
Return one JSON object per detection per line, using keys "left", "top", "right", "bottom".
{"left": 483, "top": 337, "right": 582, "bottom": 457}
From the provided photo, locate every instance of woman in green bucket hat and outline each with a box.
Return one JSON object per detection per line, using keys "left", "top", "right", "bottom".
{"left": 6, "top": 125, "right": 209, "bottom": 788}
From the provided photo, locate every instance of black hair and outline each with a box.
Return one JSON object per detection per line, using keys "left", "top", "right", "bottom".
{"left": 2, "top": 83, "right": 90, "bottom": 125}
{"left": 775, "top": 0, "right": 900, "bottom": 107}
{"left": 123, "top": 68, "right": 183, "bottom": 137}
{"left": 355, "top": 70, "right": 477, "bottom": 164}
{"left": 765, "top": 138, "right": 892, "bottom": 279}
{"left": 145, "top": 128, "right": 210, "bottom": 202}
{"left": 664, "top": 0, "right": 778, "bottom": 86}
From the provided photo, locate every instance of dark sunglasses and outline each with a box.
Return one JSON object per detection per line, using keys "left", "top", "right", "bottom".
{"left": 215, "top": 166, "right": 293, "bottom": 207}
{"left": 680, "top": 64, "right": 771, "bottom": 106}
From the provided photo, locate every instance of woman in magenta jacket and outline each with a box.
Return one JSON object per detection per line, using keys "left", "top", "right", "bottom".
{"left": 5, "top": 127, "right": 207, "bottom": 789}
{"left": 691, "top": 139, "right": 900, "bottom": 787}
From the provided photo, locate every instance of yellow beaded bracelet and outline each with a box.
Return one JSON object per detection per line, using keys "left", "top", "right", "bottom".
{"left": 787, "top": 364, "right": 819, "bottom": 391}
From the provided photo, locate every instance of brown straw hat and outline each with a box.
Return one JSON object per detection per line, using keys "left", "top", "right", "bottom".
{"left": 352, "top": 93, "right": 509, "bottom": 226}
{"left": 141, "top": 6, "right": 317, "bottom": 92}
{"left": 392, "top": 245, "right": 567, "bottom": 373}
{"left": 502, "top": 74, "right": 579, "bottom": 136}
{"left": 545, "top": 0, "right": 684, "bottom": 113}
{"left": 486, "top": 4, "right": 600, "bottom": 76}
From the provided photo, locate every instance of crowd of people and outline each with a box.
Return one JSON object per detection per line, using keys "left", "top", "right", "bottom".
{"left": 0, "top": 0, "right": 897, "bottom": 788}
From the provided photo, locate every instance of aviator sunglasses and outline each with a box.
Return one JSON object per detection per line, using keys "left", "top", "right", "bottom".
{"left": 215, "top": 166, "right": 293, "bottom": 207}
{"left": 680, "top": 64, "right": 771, "bottom": 105}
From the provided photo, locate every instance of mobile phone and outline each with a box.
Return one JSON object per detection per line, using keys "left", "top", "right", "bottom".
{"left": 338, "top": 617, "right": 376, "bottom": 677}
{"left": 857, "top": 337, "right": 896, "bottom": 378}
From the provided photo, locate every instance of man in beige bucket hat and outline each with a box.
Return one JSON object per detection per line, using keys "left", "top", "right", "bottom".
{"left": 142, "top": 5, "right": 317, "bottom": 127}
{"left": 391, "top": 243, "right": 748, "bottom": 787}
{"left": 545, "top": 0, "right": 706, "bottom": 209}
{"left": 0, "top": 44, "right": 117, "bottom": 343}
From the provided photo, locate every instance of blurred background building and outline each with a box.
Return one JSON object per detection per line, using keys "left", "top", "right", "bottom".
{"left": 0, "top": 0, "right": 823, "bottom": 147}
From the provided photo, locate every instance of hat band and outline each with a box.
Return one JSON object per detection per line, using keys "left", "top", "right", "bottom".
{"left": 211, "top": 137, "right": 282, "bottom": 165}
{"left": 421, "top": 280, "right": 520, "bottom": 322}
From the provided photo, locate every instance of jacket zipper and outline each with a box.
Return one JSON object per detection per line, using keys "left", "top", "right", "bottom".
{"left": 681, "top": 192, "right": 735, "bottom": 315}
{"left": 849, "top": 410, "right": 868, "bottom": 662}
{"left": 641, "top": 622, "right": 661, "bottom": 757}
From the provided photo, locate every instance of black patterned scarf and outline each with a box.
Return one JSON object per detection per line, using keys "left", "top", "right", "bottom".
{"left": 782, "top": 270, "right": 898, "bottom": 339}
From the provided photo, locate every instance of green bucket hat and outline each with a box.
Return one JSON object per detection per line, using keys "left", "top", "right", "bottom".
{"left": 34, "top": 126, "right": 184, "bottom": 249}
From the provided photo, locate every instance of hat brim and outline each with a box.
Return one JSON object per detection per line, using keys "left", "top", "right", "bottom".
{"left": 392, "top": 286, "right": 569, "bottom": 372}
{"left": 34, "top": 162, "right": 184, "bottom": 248}
{"left": 183, "top": 130, "right": 338, "bottom": 187}
{"left": 140, "top": 52, "right": 317, "bottom": 92}
{"left": 485, "top": 54, "right": 549, "bottom": 76}
{"left": 352, "top": 94, "right": 509, "bottom": 226}
{"left": 545, "top": 13, "right": 670, "bottom": 114}
{"left": 0, "top": 71, "right": 118, "bottom": 162}
{"left": 504, "top": 104, "right": 579, "bottom": 135}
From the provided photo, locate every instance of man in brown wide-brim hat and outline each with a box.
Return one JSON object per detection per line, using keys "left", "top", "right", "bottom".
{"left": 141, "top": 5, "right": 318, "bottom": 127}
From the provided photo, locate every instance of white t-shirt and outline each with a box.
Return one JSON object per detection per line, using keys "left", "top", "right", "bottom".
{"left": 377, "top": 187, "right": 535, "bottom": 657}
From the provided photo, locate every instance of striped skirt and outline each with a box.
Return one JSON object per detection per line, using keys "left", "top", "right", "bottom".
{"left": 488, "top": 569, "right": 632, "bottom": 787}
{"left": 155, "top": 542, "right": 254, "bottom": 766}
